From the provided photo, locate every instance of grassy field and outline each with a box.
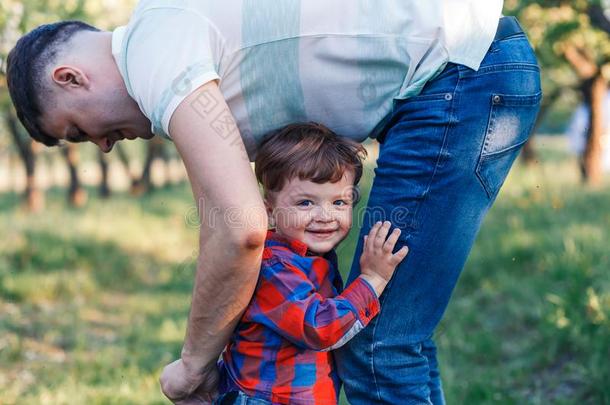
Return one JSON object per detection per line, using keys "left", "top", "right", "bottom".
{"left": 0, "top": 136, "right": 608, "bottom": 404}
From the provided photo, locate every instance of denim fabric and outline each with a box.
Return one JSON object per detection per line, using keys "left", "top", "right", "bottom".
{"left": 335, "top": 32, "right": 541, "bottom": 404}
{"left": 214, "top": 391, "right": 273, "bottom": 405}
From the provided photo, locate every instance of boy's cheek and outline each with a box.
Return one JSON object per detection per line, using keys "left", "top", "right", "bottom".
{"left": 343, "top": 209, "right": 354, "bottom": 229}
{"left": 276, "top": 211, "right": 310, "bottom": 229}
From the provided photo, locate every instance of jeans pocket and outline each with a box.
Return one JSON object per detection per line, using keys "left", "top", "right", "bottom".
{"left": 476, "top": 91, "right": 542, "bottom": 198}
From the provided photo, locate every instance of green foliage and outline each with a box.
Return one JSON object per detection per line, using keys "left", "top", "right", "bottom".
{"left": 437, "top": 139, "right": 610, "bottom": 404}
{"left": 0, "top": 0, "right": 137, "bottom": 154}
{"left": 505, "top": 1, "right": 610, "bottom": 103}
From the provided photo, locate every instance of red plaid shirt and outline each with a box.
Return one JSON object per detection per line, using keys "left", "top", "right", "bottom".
{"left": 218, "top": 230, "right": 380, "bottom": 404}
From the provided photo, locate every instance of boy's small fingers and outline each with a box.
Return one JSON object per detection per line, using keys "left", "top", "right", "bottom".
{"left": 392, "top": 246, "right": 409, "bottom": 262}
{"left": 379, "top": 222, "right": 391, "bottom": 238}
{"left": 374, "top": 221, "right": 391, "bottom": 248}
{"left": 368, "top": 221, "right": 382, "bottom": 238}
{"left": 383, "top": 228, "right": 401, "bottom": 251}
{"left": 366, "top": 222, "right": 382, "bottom": 250}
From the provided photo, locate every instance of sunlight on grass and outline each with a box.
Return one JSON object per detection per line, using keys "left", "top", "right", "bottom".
{"left": 0, "top": 137, "right": 608, "bottom": 404}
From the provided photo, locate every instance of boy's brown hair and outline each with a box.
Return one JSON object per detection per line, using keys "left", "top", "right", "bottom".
{"left": 254, "top": 122, "right": 367, "bottom": 202}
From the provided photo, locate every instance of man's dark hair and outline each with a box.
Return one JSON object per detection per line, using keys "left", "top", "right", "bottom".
{"left": 6, "top": 21, "right": 100, "bottom": 146}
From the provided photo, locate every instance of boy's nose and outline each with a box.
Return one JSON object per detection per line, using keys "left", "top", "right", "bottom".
{"left": 313, "top": 206, "right": 333, "bottom": 221}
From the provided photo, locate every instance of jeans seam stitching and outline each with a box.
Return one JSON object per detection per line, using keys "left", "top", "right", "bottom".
{"left": 475, "top": 95, "right": 497, "bottom": 199}
{"left": 370, "top": 274, "right": 398, "bottom": 401}
{"left": 481, "top": 137, "right": 529, "bottom": 159}
{"left": 467, "top": 63, "right": 540, "bottom": 76}
{"left": 370, "top": 322, "right": 383, "bottom": 401}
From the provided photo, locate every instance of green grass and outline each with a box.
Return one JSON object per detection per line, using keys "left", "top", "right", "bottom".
{"left": 1, "top": 137, "right": 609, "bottom": 404}
{"left": 435, "top": 139, "right": 610, "bottom": 404}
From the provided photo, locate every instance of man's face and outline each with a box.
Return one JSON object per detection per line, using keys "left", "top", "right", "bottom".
{"left": 41, "top": 85, "right": 154, "bottom": 152}
{"left": 266, "top": 171, "right": 356, "bottom": 255}
{"left": 40, "top": 47, "right": 155, "bottom": 152}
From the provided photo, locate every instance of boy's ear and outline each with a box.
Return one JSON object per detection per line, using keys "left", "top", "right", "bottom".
{"left": 263, "top": 196, "right": 275, "bottom": 227}
{"left": 352, "top": 185, "right": 361, "bottom": 206}
{"left": 263, "top": 196, "right": 272, "bottom": 213}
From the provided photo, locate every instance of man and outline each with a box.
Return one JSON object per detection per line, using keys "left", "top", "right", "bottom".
{"left": 6, "top": 1, "right": 541, "bottom": 403}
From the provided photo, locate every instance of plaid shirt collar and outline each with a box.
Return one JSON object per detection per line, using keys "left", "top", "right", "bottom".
{"left": 264, "top": 229, "right": 340, "bottom": 291}
{"left": 265, "top": 229, "right": 309, "bottom": 256}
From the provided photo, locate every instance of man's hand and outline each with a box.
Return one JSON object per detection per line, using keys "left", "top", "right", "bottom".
{"left": 160, "top": 359, "right": 219, "bottom": 405}
{"left": 359, "top": 221, "right": 409, "bottom": 296}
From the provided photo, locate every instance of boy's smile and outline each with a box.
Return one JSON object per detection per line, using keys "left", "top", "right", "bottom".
{"left": 265, "top": 171, "right": 356, "bottom": 255}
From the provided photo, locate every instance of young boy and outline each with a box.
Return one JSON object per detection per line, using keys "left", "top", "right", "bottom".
{"left": 215, "top": 123, "right": 409, "bottom": 405}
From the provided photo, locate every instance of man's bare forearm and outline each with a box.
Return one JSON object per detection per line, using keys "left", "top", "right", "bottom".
{"left": 167, "top": 81, "right": 268, "bottom": 378}
{"left": 181, "top": 226, "right": 265, "bottom": 371}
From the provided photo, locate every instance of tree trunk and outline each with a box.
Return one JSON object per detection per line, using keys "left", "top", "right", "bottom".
{"left": 562, "top": 45, "right": 606, "bottom": 186}
{"left": 4, "top": 111, "right": 44, "bottom": 212}
{"left": 98, "top": 150, "right": 111, "bottom": 198}
{"left": 132, "top": 138, "right": 165, "bottom": 195}
{"left": 583, "top": 74, "right": 606, "bottom": 186}
{"left": 520, "top": 139, "right": 536, "bottom": 164}
{"left": 158, "top": 140, "right": 171, "bottom": 188}
{"left": 114, "top": 143, "right": 138, "bottom": 192}
{"left": 62, "top": 144, "right": 87, "bottom": 207}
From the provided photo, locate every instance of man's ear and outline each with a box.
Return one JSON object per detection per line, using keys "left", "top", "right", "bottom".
{"left": 52, "top": 66, "right": 90, "bottom": 90}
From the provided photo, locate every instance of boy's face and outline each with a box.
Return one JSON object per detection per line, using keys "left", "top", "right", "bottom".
{"left": 266, "top": 171, "right": 356, "bottom": 255}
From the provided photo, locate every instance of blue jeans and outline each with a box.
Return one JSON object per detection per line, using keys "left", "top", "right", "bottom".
{"left": 335, "top": 26, "right": 542, "bottom": 404}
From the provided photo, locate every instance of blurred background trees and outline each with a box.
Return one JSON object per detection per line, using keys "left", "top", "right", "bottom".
{"left": 507, "top": 0, "right": 610, "bottom": 186}
{"left": 1, "top": 1, "right": 610, "bottom": 209}
{"left": 0, "top": 0, "right": 183, "bottom": 212}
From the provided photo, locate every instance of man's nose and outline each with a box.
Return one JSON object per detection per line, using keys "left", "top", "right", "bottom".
{"left": 94, "top": 137, "right": 115, "bottom": 153}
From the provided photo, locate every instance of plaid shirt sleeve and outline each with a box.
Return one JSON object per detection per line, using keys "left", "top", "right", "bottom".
{"left": 246, "top": 256, "right": 380, "bottom": 351}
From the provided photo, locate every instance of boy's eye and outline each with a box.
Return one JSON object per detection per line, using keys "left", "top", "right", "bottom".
{"left": 334, "top": 200, "right": 349, "bottom": 206}
{"left": 297, "top": 200, "right": 313, "bottom": 207}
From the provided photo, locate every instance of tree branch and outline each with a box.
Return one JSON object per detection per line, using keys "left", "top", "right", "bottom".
{"left": 563, "top": 45, "right": 598, "bottom": 79}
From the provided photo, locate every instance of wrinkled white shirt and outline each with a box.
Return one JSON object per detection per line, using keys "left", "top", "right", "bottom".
{"left": 112, "top": 0, "right": 503, "bottom": 159}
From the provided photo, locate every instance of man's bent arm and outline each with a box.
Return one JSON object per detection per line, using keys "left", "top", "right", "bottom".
{"left": 168, "top": 81, "right": 267, "bottom": 382}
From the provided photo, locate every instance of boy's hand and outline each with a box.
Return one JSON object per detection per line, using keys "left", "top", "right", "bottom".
{"left": 359, "top": 221, "right": 409, "bottom": 296}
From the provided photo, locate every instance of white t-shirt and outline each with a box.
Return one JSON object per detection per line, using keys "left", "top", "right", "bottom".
{"left": 112, "top": 0, "right": 503, "bottom": 160}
